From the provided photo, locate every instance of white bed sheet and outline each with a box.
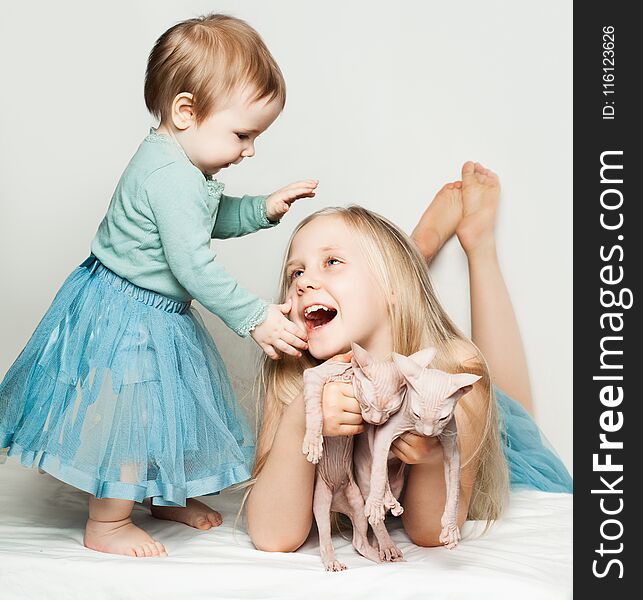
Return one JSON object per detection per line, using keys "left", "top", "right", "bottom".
{"left": 0, "top": 460, "right": 572, "bottom": 600}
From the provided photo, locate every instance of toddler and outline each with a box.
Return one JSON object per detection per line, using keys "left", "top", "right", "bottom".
{"left": 0, "top": 13, "right": 316, "bottom": 557}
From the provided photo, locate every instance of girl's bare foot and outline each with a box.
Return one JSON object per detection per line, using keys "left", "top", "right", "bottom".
{"left": 84, "top": 517, "right": 167, "bottom": 557}
{"left": 411, "top": 181, "right": 463, "bottom": 261}
{"left": 150, "top": 498, "right": 223, "bottom": 530}
{"left": 456, "top": 161, "right": 500, "bottom": 256}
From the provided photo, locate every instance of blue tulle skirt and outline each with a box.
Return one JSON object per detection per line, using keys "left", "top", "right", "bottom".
{"left": 0, "top": 255, "right": 254, "bottom": 506}
{"left": 496, "top": 386, "right": 572, "bottom": 493}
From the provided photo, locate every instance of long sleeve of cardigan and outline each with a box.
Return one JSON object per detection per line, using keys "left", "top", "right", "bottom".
{"left": 212, "top": 193, "right": 279, "bottom": 239}
{"left": 143, "top": 163, "right": 268, "bottom": 337}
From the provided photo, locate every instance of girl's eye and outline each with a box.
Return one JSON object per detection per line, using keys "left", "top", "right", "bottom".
{"left": 327, "top": 258, "right": 340, "bottom": 266}
{"left": 236, "top": 133, "right": 249, "bottom": 140}
{"left": 289, "top": 269, "right": 303, "bottom": 280}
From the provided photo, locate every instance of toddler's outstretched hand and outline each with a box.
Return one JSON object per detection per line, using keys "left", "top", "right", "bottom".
{"left": 251, "top": 299, "right": 309, "bottom": 360}
{"left": 266, "top": 180, "right": 318, "bottom": 221}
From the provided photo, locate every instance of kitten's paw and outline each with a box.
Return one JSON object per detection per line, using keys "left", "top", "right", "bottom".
{"left": 379, "top": 541, "right": 405, "bottom": 562}
{"left": 324, "top": 560, "right": 347, "bottom": 572}
{"left": 439, "top": 522, "right": 461, "bottom": 549}
{"left": 364, "top": 497, "right": 386, "bottom": 526}
{"left": 302, "top": 433, "right": 323, "bottom": 464}
{"left": 385, "top": 493, "right": 404, "bottom": 516}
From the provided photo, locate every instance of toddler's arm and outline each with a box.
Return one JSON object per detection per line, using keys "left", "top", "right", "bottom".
{"left": 212, "top": 193, "right": 278, "bottom": 239}
{"left": 144, "top": 163, "right": 268, "bottom": 337}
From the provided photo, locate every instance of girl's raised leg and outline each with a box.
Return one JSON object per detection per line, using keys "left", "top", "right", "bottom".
{"left": 411, "top": 161, "right": 533, "bottom": 414}
{"left": 457, "top": 161, "right": 533, "bottom": 413}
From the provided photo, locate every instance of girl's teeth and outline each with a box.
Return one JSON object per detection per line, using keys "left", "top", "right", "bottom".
{"left": 304, "top": 304, "right": 331, "bottom": 317}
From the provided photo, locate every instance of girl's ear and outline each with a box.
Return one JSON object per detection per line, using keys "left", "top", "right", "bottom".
{"left": 407, "top": 347, "right": 437, "bottom": 368}
{"left": 171, "top": 92, "right": 195, "bottom": 130}
{"left": 350, "top": 342, "right": 372, "bottom": 368}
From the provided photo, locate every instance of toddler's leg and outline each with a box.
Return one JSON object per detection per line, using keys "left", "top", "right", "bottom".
{"left": 84, "top": 496, "right": 167, "bottom": 557}
{"left": 457, "top": 161, "right": 533, "bottom": 413}
{"left": 151, "top": 498, "right": 222, "bottom": 530}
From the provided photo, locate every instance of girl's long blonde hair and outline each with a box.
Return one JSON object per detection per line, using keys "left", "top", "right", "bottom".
{"left": 241, "top": 205, "right": 508, "bottom": 523}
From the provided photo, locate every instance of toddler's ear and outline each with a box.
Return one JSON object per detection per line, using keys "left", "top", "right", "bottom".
{"left": 171, "top": 92, "right": 196, "bottom": 130}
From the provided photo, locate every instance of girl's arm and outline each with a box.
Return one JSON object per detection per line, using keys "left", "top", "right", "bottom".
{"left": 246, "top": 381, "right": 362, "bottom": 552}
{"left": 245, "top": 392, "right": 315, "bottom": 552}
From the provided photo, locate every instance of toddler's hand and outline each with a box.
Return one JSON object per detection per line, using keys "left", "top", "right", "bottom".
{"left": 266, "top": 180, "right": 318, "bottom": 221}
{"left": 321, "top": 381, "right": 364, "bottom": 437}
{"left": 391, "top": 432, "right": 441, "bottom": 465}
{"left": 250, "top": 299, "right": 309, "bottom": 360}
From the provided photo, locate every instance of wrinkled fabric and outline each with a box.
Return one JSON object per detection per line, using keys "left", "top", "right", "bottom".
{"left": 0, "top": 255, "right": 254, "bottom": 505}
{"left": 496, "top": 386, "right": 573, "bottom": 493}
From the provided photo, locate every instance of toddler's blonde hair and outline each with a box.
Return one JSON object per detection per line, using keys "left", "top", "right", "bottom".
{"left": 144, "top": 13, "right": 286, "bottom": 124}
{"left": 240, "top": 206, "right": 509, "bottom": 528}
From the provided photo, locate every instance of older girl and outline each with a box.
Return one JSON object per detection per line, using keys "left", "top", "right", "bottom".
{"left": 245, "top": 161, "right": 571, "bottom": 551}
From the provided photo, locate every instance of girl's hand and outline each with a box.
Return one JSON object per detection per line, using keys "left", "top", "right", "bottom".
{"left": 321, "top": 381, "right": 364, "bottom": 437}
{"left": 250, "top": 299, "right": 308, "bottom": 360}
{"left": 391, "top": 432, "right": 441, "bottom": 465}
{"left": 266, "top": 180, "right": 318, "bottom": 221}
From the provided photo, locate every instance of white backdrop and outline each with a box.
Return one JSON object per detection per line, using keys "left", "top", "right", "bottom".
{"left": 0, "top": 1, "right": 572, "bottom": 470}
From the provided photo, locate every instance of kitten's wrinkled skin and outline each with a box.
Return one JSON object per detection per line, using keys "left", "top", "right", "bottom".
{"left": 364, "top": 351, "right": 480, "bottom": 550}
{"left": 303, "top": 343, "right": 407, "bottom": 570}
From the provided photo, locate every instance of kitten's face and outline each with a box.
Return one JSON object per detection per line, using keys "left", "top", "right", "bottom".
{"left": 350, "top": 342, "right": 405, "bottom": 424}
{"left": 409, "top": 369, "right": 463, "bottom": 436}
{"left": 392, "top": 351, "right": 481, "bottom": 437}
{"left": 352, "top": 364, "right": 405, "bottom": 424}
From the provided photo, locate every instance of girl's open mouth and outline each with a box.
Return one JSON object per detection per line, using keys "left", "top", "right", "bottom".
{"left": 303, "top": 304, "right": 337, "bottom": 331}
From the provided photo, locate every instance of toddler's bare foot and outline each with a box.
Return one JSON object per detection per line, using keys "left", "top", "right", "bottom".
{"left": 411, "top": 181, "right": 463, "bottom": 261}
{"left": 456, "top": 161, "right": 500, "bottom": 256}
{"left": 84, "top": 517, "right": 167, "bottom": 557}
{"left": 150, "top": 498, "right": 222, "bottom": 530}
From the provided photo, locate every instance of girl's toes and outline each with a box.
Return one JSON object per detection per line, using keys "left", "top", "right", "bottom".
{"left": 154, "top": 541, "right": 166, "bottom": 555}
{"left": 209, "top": 512, "right": 222, "bottom": 527}
{"left": 195, "top": 517, "right": 211, "bottom": 530}
{"left": 462, "top": 161, "right": 475, "bottom": 178}
{"left": 134, "top": 545, "right": 146, "bottom": 557}
{"left": 126, "top": 548, "right": 137, "bottom": 557}
{"left": 142, "top": 543, "right": 153, "bottom": 557}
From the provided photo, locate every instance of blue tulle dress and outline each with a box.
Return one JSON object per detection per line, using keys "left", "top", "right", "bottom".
{"left": 495, "top": 386, "right": 572, "bottom": 493}
{"left": 0, "top": 255, "right": 254, "bottom": 505}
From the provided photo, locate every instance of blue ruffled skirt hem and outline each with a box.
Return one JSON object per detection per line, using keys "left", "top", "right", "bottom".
{"left": 495, "top": 386, "right": 573, "bottom": 494}
{"left": 0, "top": 255, "right": 255, "bottom": 506}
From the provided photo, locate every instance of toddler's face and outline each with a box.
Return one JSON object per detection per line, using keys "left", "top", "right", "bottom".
{"left": 181, "top": 86, "right": 281, "bottom": 176}
{"left": 286, "top": 216, "right": 393, "bottom": 361}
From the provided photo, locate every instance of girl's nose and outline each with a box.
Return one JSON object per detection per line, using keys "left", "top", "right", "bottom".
{"left": 241, "top": 143, "right": 255, "bottom": 158}
{"left": 296, "top": 274, "right": 321, "bottom": 292}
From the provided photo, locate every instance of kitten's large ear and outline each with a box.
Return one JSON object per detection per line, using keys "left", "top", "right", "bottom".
{"left": 350, "top": 342, "right": 373, "bottom": 368}
{"left": 449, "top": 373, "right": 482, "bottom": 399}
{"left": 407, "top": 347, "right": 437, "bottom": 368}
{"left": 392, "top": 352, "right": 423, "bottom": 382}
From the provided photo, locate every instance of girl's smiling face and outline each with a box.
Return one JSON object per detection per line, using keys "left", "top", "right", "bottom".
{"left": 286, "top": 215, "right": 393, "bottom": 361}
